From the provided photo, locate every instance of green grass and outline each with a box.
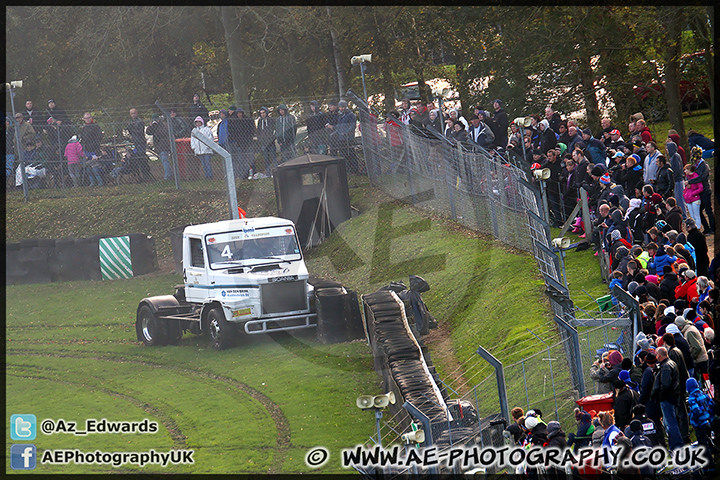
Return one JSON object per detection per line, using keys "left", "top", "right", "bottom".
{"left": 6, "top": 174, "right": 609, "bottom": 473}
{"left": 6, "top": 275, "right": 380, "bottom": 474}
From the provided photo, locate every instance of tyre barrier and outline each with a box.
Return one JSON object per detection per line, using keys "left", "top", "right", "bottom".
{"left": 6, "top": 234, "right": 157, "bottom": 285}
{"left": 362, "top": 288, "right": 495, "bottom": 456}
{"left": 362, "top": 289, "right": 451, "bottom": 427}
{"left": 310, "top": 278, "right": 365, "bottom": 345}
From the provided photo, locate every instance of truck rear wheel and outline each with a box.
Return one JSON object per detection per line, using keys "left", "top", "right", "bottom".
{"left": 206, "top": 307, "right": 232, "bottom": 350}
{"left": 137, "top": 305, "right": 167, "bottom": 346}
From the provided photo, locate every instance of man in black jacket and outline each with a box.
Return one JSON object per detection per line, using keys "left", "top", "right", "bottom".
{"left": 492, "top": 99, "right": 508, "bottom": 149}
{"left": 188, "top": 93, "right": 209, "bottom": 125}
{"left": 544, "top": 106, "right": 563, "bottom": 134}
{"left": 127, "top": 108, "right": 147, "bottom": 155}
{"left": 256, "top": 107, "right": 276, "bottom": 176}
{"left": 651, "top": 346, "right": 684, "bottom": 450}
{"left": 653, "top": 155, "right": 674, "bottom": 198}
{"left": 542, "top": 148, "right": 564, "bottom": 226}
{"left": 228, "top": 107, "right": 256, "bottom": 179}
{"left": 146, "top": 114, "right": 171, "bottom": 180}
{"left": 306, "top": 100, "right": 327, "bottom": 154}
{"left": 23, "top": 99, "right": 44, "bottom": 129}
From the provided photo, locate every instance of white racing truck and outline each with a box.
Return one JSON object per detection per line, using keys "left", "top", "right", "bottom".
{"left": 136, "top": 217, "right": 320, "bottom": 350}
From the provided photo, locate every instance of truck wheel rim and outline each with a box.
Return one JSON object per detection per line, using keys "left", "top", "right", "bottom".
{"left": 142, "top": 316, "right": 153, "bottom": 341}
{"left": 209, "top": 318, "right": 220, "bottom": 340}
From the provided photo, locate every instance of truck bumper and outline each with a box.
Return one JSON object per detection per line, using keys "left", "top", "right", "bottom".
{"left": 243, "top": 313, "right": 317, "bottom": 335}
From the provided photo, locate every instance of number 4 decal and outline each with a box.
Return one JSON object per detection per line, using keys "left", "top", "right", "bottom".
{"left": 221, "top": 245, "right": 233, "bottom": 259}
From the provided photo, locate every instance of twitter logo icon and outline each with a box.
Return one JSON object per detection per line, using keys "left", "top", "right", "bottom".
{"left": 11, "top": 414, "right": 36, "bottom": 440}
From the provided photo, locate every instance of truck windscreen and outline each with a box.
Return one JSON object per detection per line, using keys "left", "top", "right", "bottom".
{"left": 205, "top": 226, "right": 301, "bottom": 268}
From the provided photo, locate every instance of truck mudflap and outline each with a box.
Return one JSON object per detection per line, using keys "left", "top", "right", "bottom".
{"left": 243, "top": 313, "right": 318, "bottom": 335}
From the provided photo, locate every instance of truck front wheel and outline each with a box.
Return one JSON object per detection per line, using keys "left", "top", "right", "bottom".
{"left": 206, "top": 307, "right": 232, "bottom": 350}
{"left": 137, "top": 305, "right": 167, "bottom": 346}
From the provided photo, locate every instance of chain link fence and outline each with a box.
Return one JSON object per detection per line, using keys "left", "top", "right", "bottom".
{"left": 350, "top": 91, "right": 644, "bottom": 474}
{"left": 5, "top": 97, "right": 362, "bottom": 199}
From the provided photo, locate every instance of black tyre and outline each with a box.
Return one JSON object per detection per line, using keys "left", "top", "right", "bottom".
{"left": 136, "top": 305, "right": 167, "bottom": 346}
{"left": 165, "top": 319, "right": 183, "bottom": 345}
{"left": 206, "top": 307, "right": 232, "bottom": 350}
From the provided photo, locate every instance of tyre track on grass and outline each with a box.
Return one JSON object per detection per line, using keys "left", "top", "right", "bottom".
{"left": 6, "top": 371, "right": 188, "bottom": 448}
{"left": 7, "top": 350, "right": 291, "bottom": 474}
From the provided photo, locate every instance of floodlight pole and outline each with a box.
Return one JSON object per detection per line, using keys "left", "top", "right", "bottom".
{"left": 360, "top": 61, "right": 368, "bottom": 103}
{"left": 539, "top": 180, "right": 550, "bottom": 225}
{"left": 374, "top": 409, "right": 383, "bottom": 447}
{"left": 8, "top": 84, "right": 29, "bottom": 201}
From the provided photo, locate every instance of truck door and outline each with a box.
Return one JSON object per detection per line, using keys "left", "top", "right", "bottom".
{"left": 184, "top": 236, "right": 211, "bottom": 303}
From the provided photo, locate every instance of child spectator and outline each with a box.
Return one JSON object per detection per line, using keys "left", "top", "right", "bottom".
{"left": 64, "top": 135, "right": 84, "bottom": 188}
{"left": 685, "top": 377, "right": 716, "bottom": 469}
{"left": 609, "top": 270, "right": 623, "bottom": 305}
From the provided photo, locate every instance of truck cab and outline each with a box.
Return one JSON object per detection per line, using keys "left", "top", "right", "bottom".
{"left": 182, "top": 217, "right": 315, "bottom": 334}
{"left": 137, "top": 217, "right": 317, "bottom": 350}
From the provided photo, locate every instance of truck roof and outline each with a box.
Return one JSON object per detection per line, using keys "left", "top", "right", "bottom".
{"left": 183, "top": 217, "right": 295, "bottom": 237}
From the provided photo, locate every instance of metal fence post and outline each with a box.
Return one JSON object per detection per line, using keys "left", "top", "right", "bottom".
{"left": 612, "top": 285, "right": 640, "bottom": 353}
{"left": 402, "top": 401, "right": 438, "bottom": 477}
{"left": 476, "top": 346, "right": 509, "bottom": 423}
{"left": 190, "top": 129, "right": 238, "bottom": 220}
{"left": 8, "top": 116, "right": 30, "bottom": 201}
{"left": 554, "top": 315, "right": 586, "bottom": 397}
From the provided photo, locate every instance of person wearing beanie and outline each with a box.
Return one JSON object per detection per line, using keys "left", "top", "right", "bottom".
{"left": 546, "top": 420, "right": 567, "bottom": 449}
{"left": 624, "top": 404, "right": 662, "bottom": 447}
{"left": 612, "top": 378, "right": 637, "bottom": 430}
{"left": 674, "top": 268, "right": 698, "bottom": 305}
{"left": 658, "top": 269, "right": 679, "bottom": 305}
{"left": 675, "top": 315, "right": 708, "bottom": 378}
{"left": 568, "top": 412, "right": 595, "bottom": 451}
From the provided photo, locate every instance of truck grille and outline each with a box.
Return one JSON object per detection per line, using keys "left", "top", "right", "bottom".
{"left": 261, "top": 280, "right": 307, "bottom": 314}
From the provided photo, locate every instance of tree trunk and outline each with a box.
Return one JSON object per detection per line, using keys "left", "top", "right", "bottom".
{"left": 326, "top": 6, "right": 345, "bottom": 97}
{"left": 662, "top": 7, "right": 686, "bottom": 148}
{"left": 579, "top": 53, "right": 600, "bottom": 134}
{"left": 453, "top": 47, "right": 469, "bottom": 118}
{"left": 220, "top": 6, "right": 250, "bottom": 111}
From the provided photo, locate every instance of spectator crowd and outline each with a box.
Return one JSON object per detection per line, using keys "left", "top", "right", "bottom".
{"left": 6, "top": 90, "right": 718, "bottom": 475}
{"left": 5, "top": 94, "right": 360, "bottom": 189}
